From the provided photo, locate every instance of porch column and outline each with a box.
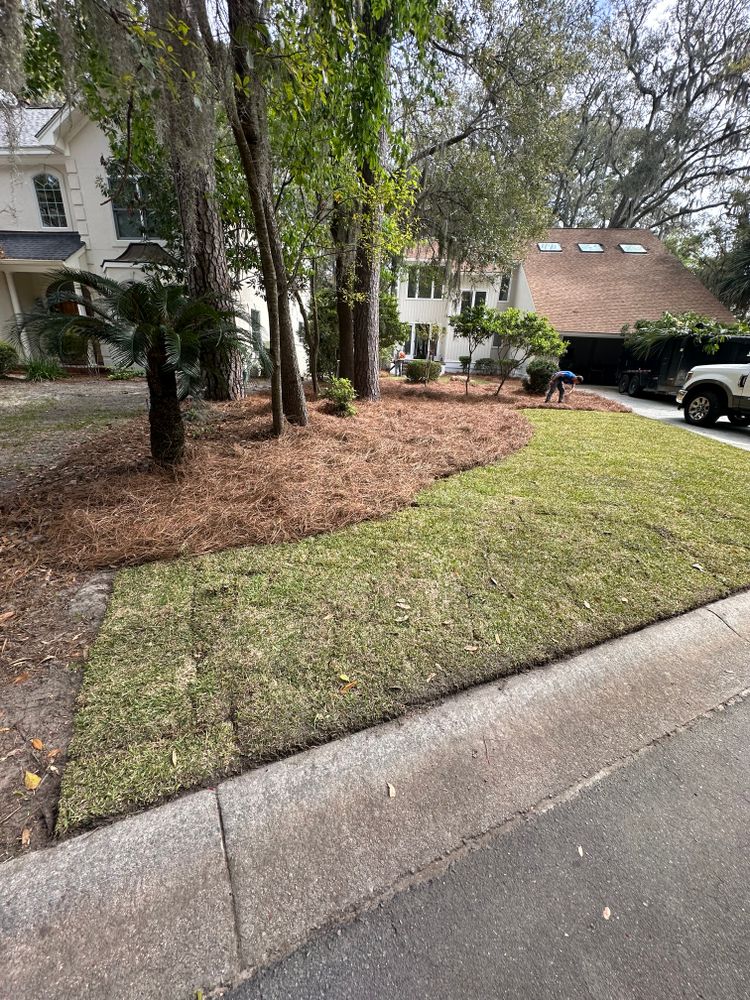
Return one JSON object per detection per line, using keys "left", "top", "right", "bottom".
{"left": 4, "top": 271, "right": 31, "bottom": 358}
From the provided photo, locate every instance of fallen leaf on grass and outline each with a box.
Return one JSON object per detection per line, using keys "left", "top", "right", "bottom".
{"left": 12, "top": 673, "right": 29, "bottom": 684}
{"left": 30, "top": 738, "right": 44, "bottom": 751}
{"left": 692, "top": 563, "right": 704, "bottom": 572}
{"left": 602, "top": 906, "right": 611, "bottom": 920}
{"left": 464, "top": 645, "right": 479, "bottom": 652}
{"left": 338, "top": 673, "right": 350, "bottom": 683}
{"left": 489, "top": 578, "right": 498, "bottom": 587}
{"left": 387, "top": 782, "right": 396, "bottom": 798}
{"left": 425, "top": 672, "right": 436, "bottom": 683}
{"left": 494, "top": 633, "right": 502, "bottom": 645}
{"left": 583, "top": 601, "right": 592, "bottom": 610}
{"left": 578, "top": 845, "right": 584, "bottom": 857}
{"left": 340, "top": 681, "right": 358, "bottom": 694}
{"left": 46, "top": 748, "right": 60, "bottom": 760}
{"left": 24, "top": 771, "right": 41, "bottom": 791}
{"left": 21, "top": 828, "right": 31, "bottom": 848}
{"left": 171, "top": 749, "right": 178, "bottom": 767}
{"left": 619, "top": 597, "right": 629, "bottom": 604}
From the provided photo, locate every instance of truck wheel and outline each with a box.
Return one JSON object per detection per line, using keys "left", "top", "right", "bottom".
{"left": 728, "top": 414, "right": 750, "bottom": 427}
{"left": 627, "top": 376, "right": 641, "bottom": 397}
{"left": 618, "top": 374, "right": 629, "bottom": 394}
{"left": 684, "top": 390, "right": 721, "bottom": 426}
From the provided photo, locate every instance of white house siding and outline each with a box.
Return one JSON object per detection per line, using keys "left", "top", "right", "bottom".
{"left": 396, "top": 262, "right": 513, "bottom": 373}
{"left": 0, "top": 107, "right": 308, "bottom": 376}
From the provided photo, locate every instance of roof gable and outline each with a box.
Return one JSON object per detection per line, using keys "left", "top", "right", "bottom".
{"left": 522, "top": 228, "right": 736, "bottom": 334}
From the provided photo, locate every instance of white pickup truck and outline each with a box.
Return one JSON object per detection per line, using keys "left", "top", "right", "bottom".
{"left": 676, "top": 363, "right": 750, "bottom": 427}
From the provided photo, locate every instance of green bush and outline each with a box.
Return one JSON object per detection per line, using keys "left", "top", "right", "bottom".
{"left": 405, "top": 359, "right": 442, "bottom": 383}
{"left": 108, "top": 367, "right": 145, "bottom": 381}
{"left": 0, "top": 341, "right": 18, "bottom": 377}
{"left": 524, "top": 357, "right": 559, "bottom": 394}
{"left": 322, "top": 376, "right": 357, "bottom": 416}
{"left": 458, "top": 355, "right": 471, "bottom": 374}
{"left": 25, "top": 358, "right": 67, "bottom": 382}
{"left": 473, "top": 357, "right": 498, "bottom": 375}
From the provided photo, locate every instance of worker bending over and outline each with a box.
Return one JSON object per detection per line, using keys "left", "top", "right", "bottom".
{"left": 545, "top": 369, "right": 583, "bottom": 403}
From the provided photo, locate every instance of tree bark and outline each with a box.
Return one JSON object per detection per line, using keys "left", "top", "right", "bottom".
{"left": 332, "top": 207, "right": 355, "bottom": 380}
{"left": 352, "top": 158, "right": 382, "bottom": 401}
{"left": 156, "top": 0, "right": 244, "bottom": 402}
{"left": 222, "top": 0, "right": 308, "bottom": 427}
{"left": 146, "top": 337, "right": 185, "bottom": 466}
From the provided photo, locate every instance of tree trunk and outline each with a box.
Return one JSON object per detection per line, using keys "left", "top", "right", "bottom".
{"left": 309, "top": 263, "right": 320, "bottom": 398}
{"left": 222, "top": 0, "right": 307, "bottom": 427}
{"left": 156, "top": 0, "right": 244, "bottom": 402}
{"left": 352, "top": 160, "right": 381, "bottom": 401}
{"left": 146, "top": 338, "right": 185, "bottom": 466}
{"left": 332, "top": 208, "right": 355, "bottom": 380}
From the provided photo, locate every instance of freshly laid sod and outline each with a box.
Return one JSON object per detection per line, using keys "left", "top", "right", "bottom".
{"left": 58, "top": 411, "right": 750, "bottom": 831}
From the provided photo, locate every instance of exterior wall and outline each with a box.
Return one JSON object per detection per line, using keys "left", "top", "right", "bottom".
{"left": 0, "top": 109, "right": 309, "bottom": 376}
{"left": 395, "top": 262, "right": 513, "bottom": 372}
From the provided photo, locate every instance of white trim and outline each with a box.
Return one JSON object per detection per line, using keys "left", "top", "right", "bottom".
{"left": 32, "top": 168, "right": 72, "bottom": 230}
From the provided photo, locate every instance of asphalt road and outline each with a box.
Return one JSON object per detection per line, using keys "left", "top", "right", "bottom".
{"left": 587, "top": 384, "right": 750, "bottom": 452}
{"left": 232, "top": 696, "right": 750, "bottom": 1000}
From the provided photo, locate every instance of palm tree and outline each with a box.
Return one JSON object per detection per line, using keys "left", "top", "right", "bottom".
{"left": 11, "top": 269, "right": 252, "bottom": 466}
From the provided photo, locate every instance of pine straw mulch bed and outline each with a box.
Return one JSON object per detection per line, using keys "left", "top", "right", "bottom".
{"left": 2, "top": 379, "right": 627, "bottom": 576}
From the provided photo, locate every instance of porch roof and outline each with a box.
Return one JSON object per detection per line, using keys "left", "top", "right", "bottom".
{"left": 0, "top": 230, "right": 85, "bottom": 263}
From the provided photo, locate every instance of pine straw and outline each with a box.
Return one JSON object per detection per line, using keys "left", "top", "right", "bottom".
{"left": 1, "top": 379, "right": 628, "bottom": 575}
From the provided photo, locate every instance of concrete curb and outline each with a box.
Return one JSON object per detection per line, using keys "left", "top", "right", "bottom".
{"left": 2, "top": 593, "right": 749, "bottom": 999}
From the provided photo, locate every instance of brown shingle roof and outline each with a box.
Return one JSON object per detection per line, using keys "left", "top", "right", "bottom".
{"left": 522, "top": 228, "right": 736, "bottom": 334}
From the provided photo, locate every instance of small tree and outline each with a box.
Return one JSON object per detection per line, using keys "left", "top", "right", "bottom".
{"left": 449, "top": 305, "right": 504, "bottom": 394}
{"left": 11, "top": 270, "right": 248, "bottom": 467}
{"left": 490, "top": 309, "right": 567, "bottom": 396}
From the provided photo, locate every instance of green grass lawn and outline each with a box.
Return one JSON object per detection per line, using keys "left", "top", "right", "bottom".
{"left": 57, "top": 410, "right": 750, "bottom": 832}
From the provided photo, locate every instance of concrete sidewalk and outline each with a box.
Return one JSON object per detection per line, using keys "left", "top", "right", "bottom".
{"left": 235, "top": 693, "right": 750, "bottom": 1000}
{"left": 1, "top": 592, "right": 749, "bottom": 999}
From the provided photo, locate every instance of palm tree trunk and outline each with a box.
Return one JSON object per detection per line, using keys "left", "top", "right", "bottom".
{"left": 146, "top": 339, "right": 185, "bottom": 466}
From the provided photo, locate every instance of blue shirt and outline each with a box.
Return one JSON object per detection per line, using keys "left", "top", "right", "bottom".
{"left": 553, "top": 371, "right": 577, "bottom": 383}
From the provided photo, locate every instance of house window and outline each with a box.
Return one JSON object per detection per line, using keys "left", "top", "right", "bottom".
{"left": 34, "top": 173, "right": 68, "bottom": 228}
{"left": 497, "top": 274, "right": 511, "bottom": 300}
{"left": 577, "top": 243, "right": 603, "bottom": 252}
{"left": 538, "top": 242, "right": 561, "bottom": 252}
{"left": 461, "top": 289, "right": 486, "bottom": 313}
{"left": 109, "top": 171, "right": 159, "bottom": 240}
{"left": 619, "top": 243, "right": 647, "bottom": 254}
{"left": 406, "top": 264, "right": 444, "bottom": 299}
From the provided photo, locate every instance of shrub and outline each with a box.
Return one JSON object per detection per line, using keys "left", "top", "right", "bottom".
{"left": 0, "top": 341, "right": 18, "bottom": 377}
{"left": 473, "top": 357, "right": 498, "bottom": 375}
{"left": 25, "top": 358, "right": 67, "bottom": 382}
{"left": 405, "top": 359, "right": 442, "bottom": 383}
{"left": 322, "top": 376, "right": 357, "bottom": 416}
{"left": 524, "top": 357, "right": 559, "bottom": 394}
{"left": 458, "top": 355, "right": 471, "bottom": 374}
{"left": 108, "top": 367, "right": 145, "bottom": 381}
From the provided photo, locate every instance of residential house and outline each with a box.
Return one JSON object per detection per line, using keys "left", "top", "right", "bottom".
{"left": 0, "top": 104, "right": 305, "bottom": 371}
{"left": 397, "top": 228, "right": 735, "bottom": 381}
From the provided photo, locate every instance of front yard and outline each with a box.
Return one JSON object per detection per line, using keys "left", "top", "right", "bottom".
{"left": 57, "top": 408, "right": 750, "bottom": 831}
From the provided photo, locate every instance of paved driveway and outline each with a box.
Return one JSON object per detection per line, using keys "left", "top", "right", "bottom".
{"left": 588, "top": 385, "right": 750, "bottom": 452}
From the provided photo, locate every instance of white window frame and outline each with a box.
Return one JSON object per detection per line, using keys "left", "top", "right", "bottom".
{"left": 538, "top": 242, "right": 562, "bottom": 252}
{"left": 33, "top": 170, "right": 70, "bottom": 230}
{"left": 405, "top": 264, "right": 444, "bottom": 300}
{"left": 577, "top": 243, "right": 604, "bottom": 253}
{"left": 619, "top": 243, "right": 648, "bottom": 254}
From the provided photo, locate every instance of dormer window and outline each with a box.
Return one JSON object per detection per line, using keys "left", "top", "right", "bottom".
{"left": 34, "top": 173, "right": 68, "bottom": 228}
